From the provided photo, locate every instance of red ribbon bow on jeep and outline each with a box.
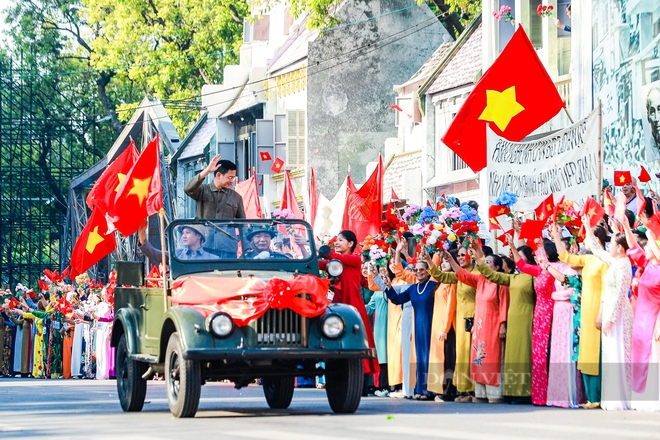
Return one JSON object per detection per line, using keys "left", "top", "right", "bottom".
{"left": 171, "top": 275, "right": 331, "bottom": 327}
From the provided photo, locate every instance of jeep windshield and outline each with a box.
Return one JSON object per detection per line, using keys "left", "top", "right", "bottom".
{"left": 168, "top": 219, "right": 316, "bottom": 267}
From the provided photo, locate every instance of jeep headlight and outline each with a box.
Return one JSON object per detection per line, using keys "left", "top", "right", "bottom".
{"left": 321, "top": 314, "right": 345, "bottom": 339}
{"left": 326, "top": 259, "right": 344, "bottom": 277}
{"left": 208, "top": 312, "right": 234, "bottom": 338}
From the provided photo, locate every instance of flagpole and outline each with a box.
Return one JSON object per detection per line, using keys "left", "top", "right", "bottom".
{"left": 159, "top": 209, "right": 169, "bottom": 312}
{"left": 563, "top": 106, "right": 574, "bottom": 125}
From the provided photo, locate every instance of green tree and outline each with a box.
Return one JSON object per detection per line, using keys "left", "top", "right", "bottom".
{"left": 82, "top": 0, "right": 249, "bottom": 133}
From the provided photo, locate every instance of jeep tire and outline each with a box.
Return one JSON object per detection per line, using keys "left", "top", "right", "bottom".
{"left": 324, "top": 358, "right": 364, "bottom": 413}
{"left": 116, "top": 334, "right": 147, "bottom": 412}
{"left": 262, "top": 376, "right": 295, "bottom": 409}
{"left": 165, "top": 332, "right": 201, "bottom": 418}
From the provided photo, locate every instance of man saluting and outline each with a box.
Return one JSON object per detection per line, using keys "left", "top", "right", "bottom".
{"left": 184, "top": 154, "right": 246, "bottom": 259}
{"left": 184, "top": 154, "right": 246, "bottom": 220}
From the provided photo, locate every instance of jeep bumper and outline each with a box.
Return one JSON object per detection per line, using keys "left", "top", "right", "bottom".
{"left": 182, "top": 347, "right": 376, "bottom": 361}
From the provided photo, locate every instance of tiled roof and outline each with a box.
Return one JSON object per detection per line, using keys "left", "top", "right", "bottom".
{"left": 427, "top": 23, "right": 482, "bottom": 95}
{"left": 267, "top": 24, "right": 318, "bottom": 74}
{"left": 178, "top": 119, "right": 216, "bottom": 160}
{"left": 405, "top": 41, "right": 454, "bottom": 85}
{"left": 383, "top": 150, "right": 422, "bottom": 199}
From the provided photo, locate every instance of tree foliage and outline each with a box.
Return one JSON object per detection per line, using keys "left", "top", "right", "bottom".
{"left": 82, "top": 0, "right": 249, "bottom": 133}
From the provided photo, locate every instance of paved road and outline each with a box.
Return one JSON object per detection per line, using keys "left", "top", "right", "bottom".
{"left": 1, "top": 379, "right": 659, "bottom": 439}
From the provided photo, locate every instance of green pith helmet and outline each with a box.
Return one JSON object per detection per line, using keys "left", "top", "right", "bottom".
{"left": 245, "top": 225, "right": 277, "bottom": 241}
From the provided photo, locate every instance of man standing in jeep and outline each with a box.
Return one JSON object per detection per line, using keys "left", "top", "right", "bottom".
{"left": 184, "top": 154, "right": 246, "bottom": 258}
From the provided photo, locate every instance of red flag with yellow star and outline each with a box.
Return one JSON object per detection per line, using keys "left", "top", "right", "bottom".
{"left": 441, "top": 26, "right": 565, "bottom": 173}
{"left": 259, "top": 151, "right": 272, "bottom": 161}
{"left": 86, "top": 140, "right": 138, "bottom": 212}
{"left": 603, "top": 187, "right": 615, "bottom": 217}
{"left": 271, "top": 157, "right": 285, "bottom": 173}
{"left": 109, "top": 135, "right": 163, "bottom": 237}
{"left": 614, "top": 170, "right": 632, "bottom": 186}
{"left": 69, "top": 207, "right": 117, "bottom": 277}
{"left": 488, "top": 216, "right": 502, "bottom": 231}
{"left": 581, "top": 197, "right": 605, "bottom": 228}
{"left": 534, "top": 194, "right": 555, "bottom": 223}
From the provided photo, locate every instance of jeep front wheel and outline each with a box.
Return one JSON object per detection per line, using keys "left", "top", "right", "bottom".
{"left": 325, "top": 358, "right": 363, "bottom": 413}
{"left": 165, "top": 332, "right": 201, "bottom": 418}
{"left": 262, "top": 376, "right": 295, "bottom": 409}
{"left": 116, "top": 334, "right": 147, "bottom": 412}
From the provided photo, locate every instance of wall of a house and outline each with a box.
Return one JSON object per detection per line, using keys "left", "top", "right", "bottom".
{"left": 306, "top": 0, "right": 450, "bottom": 197}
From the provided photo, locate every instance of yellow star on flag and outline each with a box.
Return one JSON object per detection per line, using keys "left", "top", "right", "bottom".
{"left": 587, "top": 208, "right": 597, "bottom": 217}
{"left": 546, "top": 203, "right": 553, "bottom": 211}
{"left": 490, "top": 218, "right": 498, "bottom": 224}
{"left": 128, "top": 176, "right": 152, "bottom": 206}
{"left": 478, "top": 86, "right": 525, "bottom": 131}
{"left": 85, "top": 226, "right": 105, "bottom": 254}
{"left": 604, "top": 199, "right": 612, "bottom": 206}
{"left": 114, "top": 173, "right": 126, "bottom": 192}
{"left": 539, "top": 213, "right": 545, "bottom": 221}
{"left": 619, "top": 175, "right": 626, "bottom": 183}
{"left": 498, "top": 208, "right": 507, "bottom": 215}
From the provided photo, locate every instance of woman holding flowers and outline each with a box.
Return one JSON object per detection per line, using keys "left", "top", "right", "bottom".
{"left": 427, "top": 245, "right": 477, "bottom": 401}
{"left": 474, "top": 238, "right": 535, "bottom": 401}
{"left": 583, "top": 215, "right": 633, "bottom": 410}
{"left": 426, "top": 250, "right": 458, "bottom": 400}
{"left": 510, "top": 235, "right": 557, "bottom": 406}
{"left": 444, "top": 243, "right": 509, "bottom": 403}
{"left": 383, "top": 258, "right": 438, "bottom": 400}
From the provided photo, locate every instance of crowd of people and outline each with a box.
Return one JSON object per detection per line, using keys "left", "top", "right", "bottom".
{"left": 2, "top": 152, "right": 660, "bottom": 415}
{"left": 329, "top": 187, "right": 660, "bottom": 412}
{"left": 0, "top": 272, "right": 116, "bottom": 381}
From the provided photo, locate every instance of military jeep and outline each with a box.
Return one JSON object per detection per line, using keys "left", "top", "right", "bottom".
{"left": 111, "top": 218, "right": 375, "bottom": 418}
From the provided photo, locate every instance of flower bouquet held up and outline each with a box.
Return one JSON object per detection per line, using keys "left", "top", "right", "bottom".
{"left": 493, "top": 5, "right": 514, "bottom": 22}
{"left": 493, "top": 191, "right": 519, "bottom": 218}
{"left": 537, "top": 4, "right": 554, "bottom": 17}
{"left": 381, "top": 203, "right": 408, "bottom": 245}
{"left": 452, "top": 203, "right": 482, "bottom": 248}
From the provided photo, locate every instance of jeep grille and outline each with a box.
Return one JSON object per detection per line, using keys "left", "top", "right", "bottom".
{"left": 255, "top": 309, "right": 307, "bottom": 347}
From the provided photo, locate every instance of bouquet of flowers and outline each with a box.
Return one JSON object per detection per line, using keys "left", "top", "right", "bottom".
{"left": 75, "top": 272, "right": 90, "bottom": 287}
{"left": 555, "top": 198, "right": 582, "bottom": 243}
{"left": 537, "top": 4, "right": 554, "bottom": 17}
{"left": 419, "top": 205, "right": 439, "bottom": 224}
{"left": 452, "top": 202, "right": 482, "bottom": 248}
{"left": 494, "top": 191, "right": 518, "bottom": 216}
{"left": 402, "top": 204, "right": 422, "bottom": 225}
{"left": 381, "top": 205, "right": 408, "bottom": 244}
{"left": 493, "top": 5, "right": 514, "bottom": 22}
{"left": 272, "top": 208, "right": 295, "bottom": 219}
{"left": 439, "top": 205, "right": 463, "bottom": 229}
{"left": 368, "top": 242, "right": 390, "bottom": 267}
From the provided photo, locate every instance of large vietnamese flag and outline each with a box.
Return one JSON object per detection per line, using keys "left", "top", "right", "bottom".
{"left": 70, "top": 207, "right": 117, "bottom": 277}
{"left": 109, "top": 134, "right": 163, "bottom": 236}
{"left": 442, "top": 26, "right": 565, "bottom": 173}
{"left": 86, "top": 140, "right": 139, "bottom": 212}
{"left": 342, "top": 156, "right": 383, "bottom": 241}
{"left": 235, "top": 174, "right": 262, "bottom": 219}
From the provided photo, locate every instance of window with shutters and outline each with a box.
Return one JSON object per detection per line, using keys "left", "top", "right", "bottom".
{"left": 286, "top": 110, "right": 305, "bottom": 168}
{"left": 528, "top": 0, "right": 543, "bottom": 49}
